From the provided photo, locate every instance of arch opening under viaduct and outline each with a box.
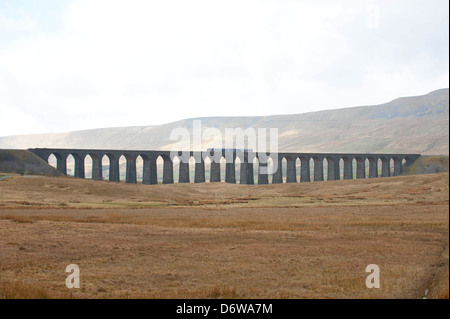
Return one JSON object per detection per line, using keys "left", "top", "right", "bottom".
{"left": 31, "top": 149, "right": 420, "bottom": 185}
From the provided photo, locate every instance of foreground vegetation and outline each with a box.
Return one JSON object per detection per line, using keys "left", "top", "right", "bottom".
{"left": 0, "top": 173, "right": 448, "bottom": 298}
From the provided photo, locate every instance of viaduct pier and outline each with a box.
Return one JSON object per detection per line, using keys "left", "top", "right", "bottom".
{"left": 29, "top": 148, "right": 420, "bottom": 185}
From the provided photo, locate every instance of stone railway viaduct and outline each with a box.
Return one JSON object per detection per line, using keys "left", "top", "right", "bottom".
{"left": 29, "top": 148, "right": 420, "bottom": 185}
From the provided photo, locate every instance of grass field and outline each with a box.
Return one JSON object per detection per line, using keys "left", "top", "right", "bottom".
{"left": 0, "top": 173, "right": 448, "bottom": 299}
{"left": 402, "top": 155, "right": 449, "bottom": 175}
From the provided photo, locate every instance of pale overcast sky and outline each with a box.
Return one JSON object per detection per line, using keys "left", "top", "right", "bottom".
{"left": 0, "top": 0, "right": 448, "bottom": 136}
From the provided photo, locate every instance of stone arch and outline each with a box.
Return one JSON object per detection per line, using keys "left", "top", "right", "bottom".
{"left": 47, "top": 153, "right": 59, "bottom": 170}
{"left": 253, "top": 156, "right": 260, "bottom": 184}
{"left": 295, "top": 157, "right": 301, "bottom": 182}
{"left": 48, "top": 153, "right": 57, "bottom": 167}
{"left": 244, "top": 153, "right": 255, "bottom": 185}
{"left": 270, "top": 157, "right": 277, "bottom": 184}
{"left": 87, "top": 153, "right": 102, "bottom": 181}
{"left": 401, "top": 157, "right": 409, "bottom": 173}
{"left": 73, "top": 153, "right": 85, "bottom": 178}
{"left": 204, "top": 150, "right": 223, "bottom": 183}
{"left": 341, "top": 156, "right": 352, "bottom": 180}
{"left": 84, "top": 154, "right": 93, "bottom": 179}
{"left": 101, "top": 155, "right": 110, "bottom": 181}
{"left": 204, "top": 156, "right": 212, "bottom": 182}
{"left": 103, "top": 153, "right": 119, "bottom": 182}
{"left": 49, "top": 152, "right": 67, "bottom": 175}
{"left": 193, "top": 155, "right": 206, "bottom": 183}
{"left": 194, "top": 154, "right": 206, "bottom": 183}
{"left": 156, "top": 155, "right": 164, "bottom": 184}
{"left": 325, "top": 156, "right": 336, "bottom": 181}
{"left": 235, "top": 156, "right": 242, "bottom": 184}
{"left": 224, "top": 154, "right": 236, "bottom": 184}
{"left": 101, "top": 153, "right": 115, "bottom": 181}
{"left": 171, "top": 155, "right": 180, "bottom": 183}
{"left": 299, "top": 156, "right": 310, "bottom": 182}
{"left": 355, "top": 156, "right": 365, "bottom": 179}
{"left": 220, "top": 156, "right": 227, "bottom": 182}
{"left": 281, "top": 157, "right": 287, "bottom": 183}
{"left": 257, "top": 154, "right": 271, "bottom": 185}
{"left": 379, "top": 157, "right": 390, "bottom": 177}
{"left": 134, "top": 155, "right": 143, "bottom": 183}
{"left": 123, "top": 153, "right": 136, "bottom": 184}
{"left": 389, "top": 158, "right": 395, "bottom": 176}
{"left": 377, "top": 158, "right": 382, "bottom": 177}
{"left": 391, "top": 156, "right": 402, "bottom": 176}
{"left": 65, "top": 153, "right": 84, "bottom": 178}
{"left": 365, "top": 158, "right": 371, "bottom": 178}
{"left": 367, "top": 156, "right": 378, "bottom": 178}
{"left": 204, "top": 150, "right": 220, "bottom": 182}
{"left": 309, "top": 158, "right": 315, "bottom": 181}
{"left": 176, "top": 155, "right": 198, "bottom": 183}
{"left": 272, "top": 156, "right": 283, "bottom": 184}
{"left": 118, "top": 155, "right": 128, "bottom": 182}
{"left": 159, "top": 154, "right": 173, "bottom": 184}
{"left": 205, "top": 153, "right": 221, "bottom": 183}
{"left": 153, "top": 153, "right": 173, "bottom": 184}
{"left": 234, "top": 152, "right": 254, "bottom": 185}
{"left": 138, "top": 153, "right": 154, "bottom": 185}
{"left": 339, "top": 158, "right": 344, "bottom": 180}
{"left": 312, "top": 156, "right": 324, "bottom": 182}
{"left": 403, "top": 156, "right": 414, "bottom": 166}
{"left": 173, "top": 154, "right": 187, "bottom": 183}
{"left": 322, "top": 158, "right": 328, "bottom": 181}
{"left": 285, "top": 156, "right": 296, "bottom": 183}
{"left": 134, "top": 154, "right": 144, "bottom": 183}
{"left": 66, "top": 154, "right": 75, "bottom": 177}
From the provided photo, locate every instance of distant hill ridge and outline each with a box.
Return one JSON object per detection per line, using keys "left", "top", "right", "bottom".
{"left": 0, "top": 88, "right": 448, "bottom": 155}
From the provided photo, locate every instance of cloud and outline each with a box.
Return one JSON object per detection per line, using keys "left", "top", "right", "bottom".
{"left": 0, "top": 102, "right": 45, "bottom": 136}
{"left": 0, "top": 0, "right": 448, "bottom": 135}
{"left": 0, "top": 11, "right": 38, "bottom": 32}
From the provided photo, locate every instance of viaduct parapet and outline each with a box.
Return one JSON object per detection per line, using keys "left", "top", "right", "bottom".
{"left": 29, "top": 148, "right": 421, "bottom": 185}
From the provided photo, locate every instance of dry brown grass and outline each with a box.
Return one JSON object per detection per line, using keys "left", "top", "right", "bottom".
{"left": 0, "top": 173, "right": 448, "bottom": 299}
{"left": 0, "top": 172, "right": 448, "bottom": 209}
{"left": 0, "top": 281, "right": 74, "bottom": 299}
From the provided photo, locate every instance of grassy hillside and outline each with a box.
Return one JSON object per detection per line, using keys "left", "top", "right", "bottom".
{"left": 402, "top": 156, "right": 449, "bottom": 175}
{"left": 0, "top": 88, "right": 448, "bottom": 154}
{"left": 0, "top": 150, "right": 62, "bottom": 176}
